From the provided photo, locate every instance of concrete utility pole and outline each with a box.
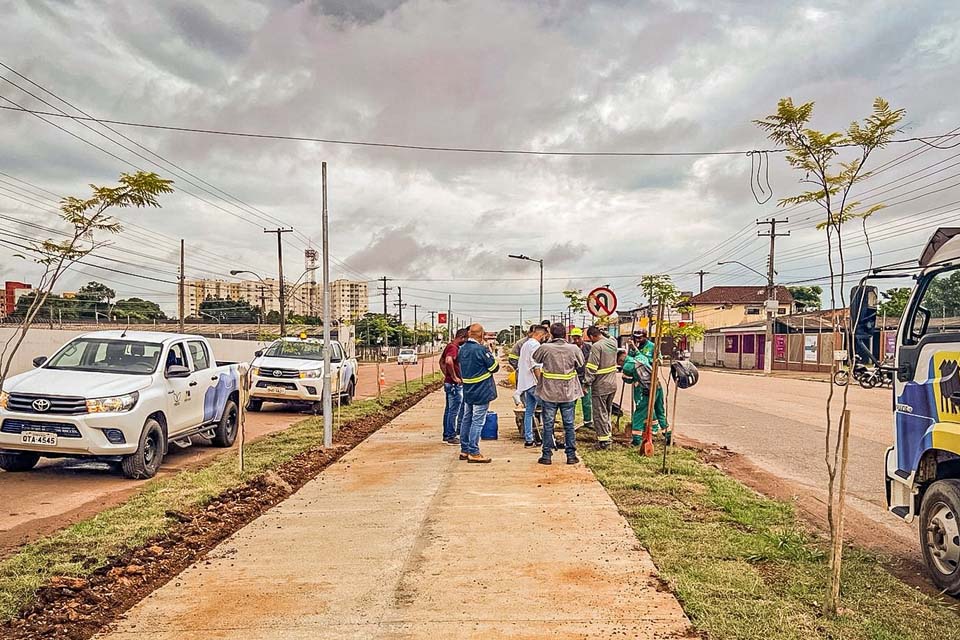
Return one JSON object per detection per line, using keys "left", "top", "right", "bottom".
{"left": 377, "top": 276, "right": 392, "bottom": 346}
{"left": 395, "top": 287, "right": 405, "bottom": 347}
{"left": 321, "top": 162, "right": 332, "bottom": 449}
{"left": 264, "top": 227, "right": 294, "bottom": 336}
{"left": 757, "top": 218, "right": 790, "bottom": 374}
{"left": 428, "top": 310, "right": 436, "bottom": 350}
{"left": 695, "top": 269, "right": 709, "bottom": 294}
{"left": 411, "top": 304, "right": 421, "bottom": 348}
{"left": 447, "top": 294, "right": 452, "bottom": 339}
{"left": 178, "top": 239, "right": 185, "bottom": 332}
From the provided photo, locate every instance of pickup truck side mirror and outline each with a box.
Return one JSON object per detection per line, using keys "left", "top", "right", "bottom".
{"left": 166, "top": 364, "right": 191, "bottom": 378}
{"left": 254, "top": 350, "right": 263, "bottom": 358}
{"left": 32, "top": 356, "right": 47, "bottom": 367}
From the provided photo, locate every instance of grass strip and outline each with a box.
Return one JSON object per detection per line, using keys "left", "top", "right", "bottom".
{"left": 581, "top": 444, "right": 960, "bottom": 640}
{"left": 0, "top": 373, "right": 441, "bottom": 621}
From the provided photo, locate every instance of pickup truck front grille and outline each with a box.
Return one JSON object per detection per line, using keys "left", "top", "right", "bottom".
{"left": 7, "top": 393, "right": 87, "bottom": 415}
{"left": 1, "top": 419, "right": 83, "bottom": 438}
{"left": 259, "top": 368, "right": 300, "bottom": 379}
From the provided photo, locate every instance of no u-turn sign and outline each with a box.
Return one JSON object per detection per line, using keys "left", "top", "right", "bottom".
{"left": 586, "top": 287, "right": 617, "bottom": 318}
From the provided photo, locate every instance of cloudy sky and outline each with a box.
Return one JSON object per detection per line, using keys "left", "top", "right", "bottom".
{"left": 1, "top": 0, "right": 959, "bottom": 327}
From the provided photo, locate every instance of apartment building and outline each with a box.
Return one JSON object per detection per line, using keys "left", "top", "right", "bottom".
{"left": 183, "top": 278, "right": 368, "bottom": 320}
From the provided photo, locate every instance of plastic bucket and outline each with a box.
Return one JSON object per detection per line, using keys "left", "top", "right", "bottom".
{"left": 481, "top": 412, "right": 499, "bottom": 440}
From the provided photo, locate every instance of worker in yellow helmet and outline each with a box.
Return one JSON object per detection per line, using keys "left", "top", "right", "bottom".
{"left": 570, "top": 327, "right": 592, "bottom": 430}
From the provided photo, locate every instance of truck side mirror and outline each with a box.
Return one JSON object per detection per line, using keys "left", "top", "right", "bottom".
{"left": 254, "top": 350, "right": 263, "bottom": 358}
{"left": 32, "top": 356, "right": 47, "bottom": 367}
{"left": 850, "top": 285, "right": 878, "bottom": 336}
{"left": 166, "top": 364, "right": 191, "bottom": 378}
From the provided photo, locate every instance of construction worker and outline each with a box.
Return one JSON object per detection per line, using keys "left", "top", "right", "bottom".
{"left": 508, "top": 325, "right": 535, "bottom": 372}
{"left": 620, "top": 339, "right": 668, "bottom": 447}
{"left": 533, "top": 323, "right": 585, "bottom": 465}
{"left": 628, "top": 329, "right": 654, "bottom": 361}
{"left": 456, "top": 323, "right": 498, "bottom": 463}
{"left": 569, "top": 327, "right": 593, "bottom": 430}
{"left": 583, "top": 326, "right": 619, "bottom": 449}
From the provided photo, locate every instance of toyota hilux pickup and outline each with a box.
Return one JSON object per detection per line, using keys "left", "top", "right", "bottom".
{"left": 0, "top": 330, "right": 244, "bottom": 479}
{"left": 247, "top": 336, "right": 357, "bottom": 412}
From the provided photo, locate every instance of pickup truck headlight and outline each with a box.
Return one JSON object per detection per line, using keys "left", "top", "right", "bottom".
{"left": 0, "top": 391, "right": 8, "bottom": 410}
{"left": 299, "top": 369, "right": 323, "bottom": 379}
{"left": 86, "top": 391, "right": 139, "bottom": 413}
{"left": 250, "top": 367, "right": 261, "bottom": 376}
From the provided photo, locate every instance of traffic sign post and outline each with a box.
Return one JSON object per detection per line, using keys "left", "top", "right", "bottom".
{"left": 587, "top": 287, "right": 618, "bottom": 318}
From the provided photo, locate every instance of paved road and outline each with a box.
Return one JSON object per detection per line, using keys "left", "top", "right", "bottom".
{"left": 673, "top": 369, "right": 918, "bottom": 557}
{"left": 0, "top": 363, "right": 434, "bottom": 557}
{"left": 98, "top": 389, "right": 691, "bottom": 639}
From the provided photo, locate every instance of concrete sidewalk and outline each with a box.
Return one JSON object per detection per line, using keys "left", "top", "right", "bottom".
{"left": 98, "top": 389, "right": 691, "bottom": 639}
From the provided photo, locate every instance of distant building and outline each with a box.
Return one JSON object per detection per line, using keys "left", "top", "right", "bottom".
{"left": 685, "top": 285, "right": 796, "bottom": 331}
{"left": 182, "top": 277, "right": 368, "bottom": 320}
{"left": 1, "top": 281, "right": 32, "bottom": 318}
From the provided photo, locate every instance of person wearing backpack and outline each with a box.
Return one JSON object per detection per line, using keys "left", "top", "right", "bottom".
{"left": 620, "top": 345, "right": 668, "bottom": 447}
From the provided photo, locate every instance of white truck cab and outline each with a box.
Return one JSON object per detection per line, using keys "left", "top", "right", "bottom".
{"left": 0, "top": 331, "right": 243, "bottom": 479}
{"left": 873, "top": 227, "right": 960, "bottom": 594}
{"left": 248, "top": 336, "right": 357, "bottom": 412}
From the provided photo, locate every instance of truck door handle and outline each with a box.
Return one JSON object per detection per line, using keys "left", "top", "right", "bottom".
{"left": 189, "top": 381, "right": 198, "bottom": 387}
{"left": 210, "top": 376, "right": 219, "bottom": 381}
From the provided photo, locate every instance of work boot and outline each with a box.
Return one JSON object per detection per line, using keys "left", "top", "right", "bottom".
{"left": 467, "top": 453, "right": 491, "bottom": 464}
{"left": 663, "top": 430, "right": 672, "bottom": 446}
{"left": 524, "top": 441, "right": 537, "bottom": 448}
{"left": 594, "top": 441, "right": 611, "bottom": 451}
{"left": 537, "top": 456, "right": 552, "bottom": 465}
{"left": 631, "top": 435, "right": 642, "bottom": 447}
{"left": 444, "top": 436, "right": 461, "bottom": 446}
{"left": 566, "top": 455, "right": 580, "bottom": 465}
{"left": 459, "top": 452, "right": 469, "bottom": 461}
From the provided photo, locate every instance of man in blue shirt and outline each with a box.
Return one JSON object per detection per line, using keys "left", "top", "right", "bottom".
{"left": 456, "top": 323, "right": 499, "bottom": 463}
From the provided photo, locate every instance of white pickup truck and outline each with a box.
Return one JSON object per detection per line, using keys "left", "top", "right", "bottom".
{"left": 247, "top": 336, "right": 357, "bottom": 412}
{"left": 0, "top": 331, "right": 244, "bottom": 479}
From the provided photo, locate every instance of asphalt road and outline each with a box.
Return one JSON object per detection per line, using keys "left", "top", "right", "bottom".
{"left": 0, "top": 362, "right": 435, "bottom": 557}
{"left": 673, "top": 369, "right": 919, "bottom": 559}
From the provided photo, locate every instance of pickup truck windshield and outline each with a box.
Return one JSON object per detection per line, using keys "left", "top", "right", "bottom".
{"left": 46, "top": 338, "right": 163, "bottom": 374}
{"left": 263, "top": 341, "right": 325, "bottom": 361}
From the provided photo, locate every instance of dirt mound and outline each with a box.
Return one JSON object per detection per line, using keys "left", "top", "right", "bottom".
{"left": 2, "top": 382, "right": 441, "bottom": 640}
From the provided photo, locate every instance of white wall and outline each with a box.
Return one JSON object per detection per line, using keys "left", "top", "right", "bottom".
{"left": 0, "top": 328, "right": 270, "bottom": 378}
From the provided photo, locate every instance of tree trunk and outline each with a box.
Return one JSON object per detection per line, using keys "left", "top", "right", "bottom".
{"left": 825, "top": 409, "right": 851, "bottom": 614}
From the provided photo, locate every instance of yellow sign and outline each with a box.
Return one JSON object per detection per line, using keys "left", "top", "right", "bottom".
{"left": 932, "top": 352, "right": 960, "bottom": 423}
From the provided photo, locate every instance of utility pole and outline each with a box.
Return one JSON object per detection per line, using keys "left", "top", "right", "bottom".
{"left": 694, "top": 269, "right": 709, "bottom": 294}
{"left": 395, "top": 287, "right": 405, "bottom": 347}
{"left": 410, "top": 304, "right": 421, "bottom": 349}
{"left": 321, "top": 162, "right": 332, "bottom": 448}
{"left": 757, "top": 218, "right": 790, "bottom": 374}
{"left": 264, "top": 227, "right": 294, "bottom": 336}
{"left": 377, "top": 276, "right": 392, "bottom": 346}
{"left": 178, "top": 239, "right": 185, "bottom": 332}
{"left": 448, "top": 294, "right": 452, "bottom": 340}
{"left": 429, "top": 310, "right": 436, "bottom": 351}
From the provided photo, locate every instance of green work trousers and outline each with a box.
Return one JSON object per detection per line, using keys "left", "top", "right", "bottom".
{"left": 631, "top": 385, "right": 667, "bottom": 436}
{"left": 580, "top": 386, "right": 593, "bottom": 425}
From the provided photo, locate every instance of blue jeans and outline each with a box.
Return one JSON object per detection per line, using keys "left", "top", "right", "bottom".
{"left": 540, "top": 400, "right": 576, "bottom": 459}
{"left": 443, "top": 383, "right": 463, "bottom": 440}
{"left": 460, "top": 402, "right": 489, "bottom": 455}
{"left": 521, "top": 388, "right": 538, "bottom": 443}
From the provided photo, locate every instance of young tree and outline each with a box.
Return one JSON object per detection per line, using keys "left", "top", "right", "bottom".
{"left": 756, "top": 97, "right": 904, "bottom": 615}
{"left": 0, "top": 172, "right": 173, "bottom": 385}
{"left": 562, "top": 289, "right": 587, "bottom": 313}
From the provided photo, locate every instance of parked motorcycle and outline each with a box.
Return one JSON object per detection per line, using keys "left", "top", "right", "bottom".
{"left": 833, "top": 358, "right": 894, "bottom": 388}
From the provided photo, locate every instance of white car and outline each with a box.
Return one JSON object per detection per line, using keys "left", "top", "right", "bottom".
{"left": 0, "top": 331, "right": 243, "bottom": 479}
{"left": 248, "top": 337, "right": 357, "bottom": 412}
{"left": 397, "top": 348, "right": 418, "bottom": 365}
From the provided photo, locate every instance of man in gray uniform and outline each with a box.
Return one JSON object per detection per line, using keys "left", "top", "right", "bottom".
{"left": 533, "top": 323, "right": 585, "bottom": 465}
{"left": 583, "top": 326, "right": 620, "bottom": 449}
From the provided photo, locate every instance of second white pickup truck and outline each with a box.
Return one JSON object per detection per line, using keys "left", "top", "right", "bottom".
{"left": 0, "top": 331, "right": 244, "bottom": 479}
{"left": 248, "top": 336, "right": 357, "bottom": 412}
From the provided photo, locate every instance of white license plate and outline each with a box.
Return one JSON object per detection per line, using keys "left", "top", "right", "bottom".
{"left": 266, "top": 386, "right": 289, "bottom": 394}
{"left": 20, "top": 431, "right": 57, "bottom": 446}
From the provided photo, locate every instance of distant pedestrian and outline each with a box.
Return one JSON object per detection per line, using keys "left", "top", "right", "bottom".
{"left": 533, "top": 323, "right": 585, "bottom": 465}
{"left": 457, "top": 323, "right": 498, "bottom": 463}
{"left": 440, "top": 328, "right": 468, "bottom": 445}
{"left": 583, "top": 326, "right": 619, "bottom": 449}
{"left": 570, "top": 327, "right": 592, "bottom": 430}
{"left": 515, "top": 324, "right": 549, "bottom": 447}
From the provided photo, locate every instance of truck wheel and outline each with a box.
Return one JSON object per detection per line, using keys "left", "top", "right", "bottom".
{"left": 121, "top": 418, "right": 165, "bottom": 480}
{"left": 919, "top": 479, "right": 960, "bottom": 595}
{"left": 342, "top": 379, "right": 356, "bottom": 406}
{"left": 0, "top": 451, "right": 40, "bottom": 472}
{"left": 212, "top": 399, "right": 239, "bottom": 447}
{"left": 246, "top": 398, "right": 263, "bottom": 412}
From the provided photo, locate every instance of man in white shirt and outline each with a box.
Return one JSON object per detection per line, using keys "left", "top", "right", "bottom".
{"left": 515, "top": 325, "right": 549, "bottom": 447}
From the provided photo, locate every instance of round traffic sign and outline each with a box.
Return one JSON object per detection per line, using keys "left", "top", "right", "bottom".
{"left": 586, "top": 287, "right": 618, "bottom": 317}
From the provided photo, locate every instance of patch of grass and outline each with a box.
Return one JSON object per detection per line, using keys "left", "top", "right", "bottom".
{"left": 0, "top": 373, "right": 442, "bottom": 621}
{"left": 582, "top": 445, "right": 960, "bottom": 640}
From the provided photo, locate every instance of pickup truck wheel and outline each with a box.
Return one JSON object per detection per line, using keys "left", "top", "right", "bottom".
{"left": 0, "top": 451, "right": 40, "bottom": 472}
{"left": 121, "top": 419, "right": 165, "bottom": 480}
{"left": 342, "top": 378, "right": 356, "bottom": 406}
{"left": 212, "top": 399, "right": 239, "bottom": 447}
{"left": 246, "top": 398, "right": 263, "bottom": 412}
{"left": 919, "top": 479, "right": 960, "bottom": 595}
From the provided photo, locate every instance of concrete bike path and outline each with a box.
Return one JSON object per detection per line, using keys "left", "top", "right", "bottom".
{"left": 97, "top": 389, "right": 692, "bottom": 639}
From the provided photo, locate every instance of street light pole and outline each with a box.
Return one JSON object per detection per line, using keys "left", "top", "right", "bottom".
{"left": 508, "top": 254, "right": 544, "bottom": 321}
{"left": 321, "top": 162, "right": 333, "bottom": 449}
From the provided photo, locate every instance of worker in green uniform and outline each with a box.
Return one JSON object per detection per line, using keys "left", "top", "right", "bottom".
{"left": 619, "top": 334, "right": 668, "bottom": 447}
{"left": 570, "top": 328, "right": 592, "bottom": 430}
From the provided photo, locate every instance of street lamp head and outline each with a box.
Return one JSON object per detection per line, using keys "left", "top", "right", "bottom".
{"left": 229, "top": 270, "right": 243, "bottom": 276}
{"left": 508, "top": 254, "right": 529, "bottom": 261}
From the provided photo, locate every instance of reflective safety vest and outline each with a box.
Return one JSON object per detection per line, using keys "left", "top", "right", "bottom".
{"left": 457, "top": 339, "right": 499, "bottom": 405}
{"left": 584, "top": 336, "right": 619, "bottom": 396}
